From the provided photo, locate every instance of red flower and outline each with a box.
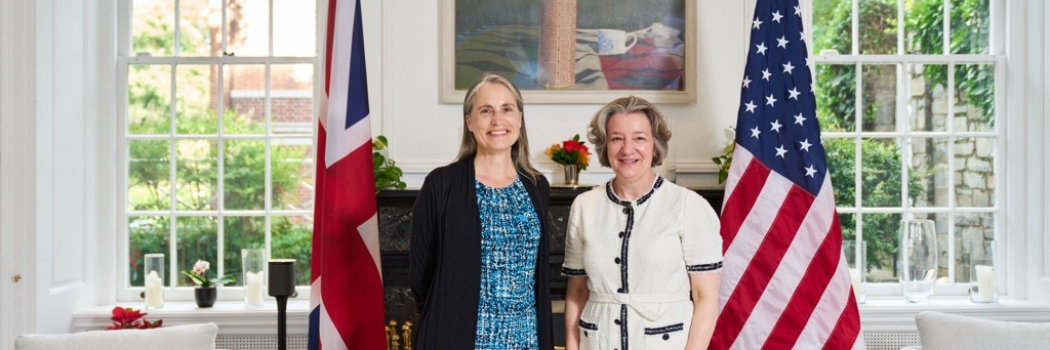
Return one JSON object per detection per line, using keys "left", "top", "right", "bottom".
{"left": 107, "top": 306, "right": 162, "bottom": 331}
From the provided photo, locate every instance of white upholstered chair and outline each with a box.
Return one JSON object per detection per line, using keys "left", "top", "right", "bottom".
{"left": 15, "top": 323, "right": 219, "bottom": 350}
{"left": 906, "top": 311, "right": 1050, "bottom": 350}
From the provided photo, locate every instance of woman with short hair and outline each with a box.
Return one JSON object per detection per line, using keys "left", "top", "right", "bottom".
{"left": 563, "top": 96, "right": 722, "bottom": 350}
{"left": 410, "top": 73, "right": 553, "bottom": 350}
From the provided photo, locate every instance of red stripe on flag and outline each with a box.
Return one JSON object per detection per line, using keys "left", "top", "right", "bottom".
{"left": 711, "top": 185, "right": 816, "bottom": 350}
{"left": 318, "top": 142, "right": 386, "bottom": 348}
{"left": 720, "top": 158, "right": 772, "bottom": 253}
{"left": 311, "top": 126, "right": 328, "bottom": 284}
{"left": 821, "top": 288, "right": 863, "bottom": 350}
{"left": 763, "top": 213, "right": 844, "bottom": 348}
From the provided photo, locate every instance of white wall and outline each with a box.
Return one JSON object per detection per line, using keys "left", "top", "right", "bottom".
{"left": 368, "top": 1, "right": 748, "bottom": 188}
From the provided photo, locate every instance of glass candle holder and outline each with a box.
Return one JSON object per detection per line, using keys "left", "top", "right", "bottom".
{"left": 243, "top": 249, "right": 267, "bottom": 308}
{"left": 969, "top": 241, "right": 998, "bottom": 303}
{"left": 899, "top": 219, "right": 938, "bottom": 303}
{"left": 844, "top": 240, "right": 867, "bottom": 304}
{"left": 143, "top": 253, "right": 165, "bottom": 309}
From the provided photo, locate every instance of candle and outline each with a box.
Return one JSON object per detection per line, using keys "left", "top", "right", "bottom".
{"left": 849, "top": 268, "right": 863, "bottom": 303}
{"left": 975, "top": 264, "right": 996, "bottom": 302}
{"left": 144, "top": 270, "right": 163, "bottom": 308}
{"left": 246, "top": 271, "right": 265, "bottom": 306}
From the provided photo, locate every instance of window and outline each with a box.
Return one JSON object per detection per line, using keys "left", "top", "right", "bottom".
{"left": 120, "top": 0, "right": 319, "bottom": 300}
{"left": 809, "top": 0, "right": 999, "bottom": 294}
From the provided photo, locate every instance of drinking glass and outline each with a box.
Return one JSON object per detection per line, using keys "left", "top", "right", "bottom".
{"left": 844, "top": 240, "right": 867, "bottom": 304}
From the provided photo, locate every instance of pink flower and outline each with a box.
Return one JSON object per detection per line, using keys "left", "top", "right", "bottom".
{"left": 191, "top": 260, "right": 209, "bottom": 276}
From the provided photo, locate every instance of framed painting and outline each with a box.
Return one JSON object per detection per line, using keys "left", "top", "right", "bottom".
{"left": 439, "top": 0, "right": 696, "bottom": 104}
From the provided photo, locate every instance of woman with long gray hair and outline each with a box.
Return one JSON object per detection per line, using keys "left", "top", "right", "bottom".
{"left": 410, "top": 73, "right": 553, "bottom": 349}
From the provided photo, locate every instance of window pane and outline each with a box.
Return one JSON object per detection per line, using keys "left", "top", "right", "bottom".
{"left": 272, "top": 215, "right": 313, "bottom": 286}
{"left": 132, "top": 0, "right": 175, "bottom": 56}
{"left": 858, "top": 0, "right": 898, "bottom": 54}
{"left": 225, "top": 0, "right": 269, "bottom": 57}
{"left": 956, "top": 213, "right": 994, "bottom": 283}
{"left": 862, "top": 213, "right": 901, "bottom": 283}
{"left": 224, "top": 64, "right": 267, "bottom": 134}
{"left": 224, "top": 216, "right": 265, "bottom": 286}
{"left": 178, "top": 0, "right": 220, "bottom": 56}
{"left": 128, "top": 140, "right": 172, "bottom": 211}
{"left": 861, "top": 64, "right": 898, "bottom": 132}
{"left": 861, "top": 138, "right": 903, "bottom": 207}
{"left": 176, "top": 65, "right": 219, "bottom": 134}
{"left": 908, "top": 64, "right": 948, "bottom": 132}
{"left": 955, "top": 137, "right": 995, "bottom": 207}
{"left": 224, "top": 140, "right": 266, "bottom": 210}
{"left": 129, "top": 216, "right": 170, "bottom": 287}
{"left": 176, "top": 216, "right": 218, "bottom": 286}
{"left": 272, "top": 140, "right": 315, "bottom": 211}
{"left": 954, "top": 64, "right": 995, "bottom": 132}
{"left": 908, "top": 138, "right": 949, "bottom": 207}
{"left": 811, "top": 0, "right": 852, "bottom": 54}
{"left": 128, "top": 64, "right": 172, "bottom": 134}
{"left": 824, "top": 138, "right": 856, "bottom": 207}
{"left": 904, "top": 0, "right": 945, "bottom": 54}
{"left": 271, "top": 64, "right": 315, "bottom": 135}
{"left": 816, "top": 64, "right": 856, "bottom": 132}
{"left": 912, "top": 212, "right": 950, "bottom": 284}
{"left": 273, "top": 0, "right": 317, "bottom": 57}
{"left": 950, "top": 0, "right": 990, "bottom": 54}
{"left": 176, "top": 140, "right": 218, "bottom": 210}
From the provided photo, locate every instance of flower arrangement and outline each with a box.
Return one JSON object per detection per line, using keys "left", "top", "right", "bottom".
{"left": 545, "top": 134, "right": 591, "bottom": 170}
{"left": 181, "top": 260, "right": 236, "bottom": 288}
{"left": 107, "top": 306, "right": 162, "bottom": 330}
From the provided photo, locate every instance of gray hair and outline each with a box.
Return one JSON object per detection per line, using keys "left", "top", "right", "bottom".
{"left": 588, "top": 96, "right": 672, "bottom": 168}
{"left": 456, "top": 73, "right": 540, "bottom": 181}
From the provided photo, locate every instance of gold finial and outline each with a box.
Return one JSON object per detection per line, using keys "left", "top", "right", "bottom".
{"left": 401, "top": 321, "right": 413, "bottom": 350}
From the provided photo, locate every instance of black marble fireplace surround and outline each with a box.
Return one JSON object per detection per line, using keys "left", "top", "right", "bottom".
{"left": 377, "top": 186, "right": 724, "bottom": 342}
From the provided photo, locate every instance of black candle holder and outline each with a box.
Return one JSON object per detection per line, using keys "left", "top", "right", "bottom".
{"left": 268, "top": 259, "right": 296, "bottom": 350}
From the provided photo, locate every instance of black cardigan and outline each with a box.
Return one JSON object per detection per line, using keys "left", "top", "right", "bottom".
{"left": 409, "top": 157, "right": 554, "bottom": 350}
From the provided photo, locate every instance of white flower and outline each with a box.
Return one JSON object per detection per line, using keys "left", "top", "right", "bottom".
{"left": 192, "top": 260, "right": 210, "bottom": 276}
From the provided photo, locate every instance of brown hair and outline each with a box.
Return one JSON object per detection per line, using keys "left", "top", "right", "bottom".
{"left": 456, "top": 73, "right": 540, "bottom": 181}
{"left": 588, "top": 96, "right": 672, "bottom": 167}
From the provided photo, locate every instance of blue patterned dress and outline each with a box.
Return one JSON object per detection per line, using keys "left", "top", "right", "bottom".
{"left": 474, "top": 177, "right": 541, "bottom": 350}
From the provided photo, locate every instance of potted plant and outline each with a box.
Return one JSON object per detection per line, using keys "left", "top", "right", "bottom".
{"left": 181, "top": 260, "right": 236, "bottom": 308}
{"left": 545, "top": 134, "right": 591, "bottom": 186}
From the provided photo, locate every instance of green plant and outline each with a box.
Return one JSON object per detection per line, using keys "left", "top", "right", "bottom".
{"left": 712, "top": 127, "right": 735, "bottom": 185}
{"left": 180, "top": 260, "right": 236, "bottom": 288}
{"left": 373, "top": 135, "right": 406, "bottom": 193}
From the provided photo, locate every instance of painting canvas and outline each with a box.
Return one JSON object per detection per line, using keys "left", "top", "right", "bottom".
{"left": 441, "top": 0, "right": 695, "bottom": 103}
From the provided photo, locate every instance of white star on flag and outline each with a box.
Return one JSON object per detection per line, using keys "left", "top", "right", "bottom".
{"left": 762, "top": 68, "right": 772, "bottom": 81}
{"left": 772, "top": 11, "right": 784, "bottom": 23}
{"left": 777, "top": 36, "right": 789, "bottom": 48}
{"left": 753, "top": 17, "right": 764, "bottom": 30}
{"left": 743, "top": 76, "right": 752, "bottom": 88}
{"left": 751, "top": 126, "right": 762, "bottom": 139}
{"left": 783, "top": 61, "right": 795, "bottom": 74}
{"left": 805, "top": 164, "right": 818, "bottom": 177}
{"left": 794, "top": 113, "right": 807, "bottom": 125}
{"left": 799, "top": 139, "right": 813, "bottom": 152}
{"left": 744, "top": 100, "right": 758, "bottom": 113}
{"left": 757, "top": 43, "right": 768, "bottom": 55}
{"left": 766, "top": 94, "right": 778, "bottom": 107}
{"left": 775, "top": 145, "right": 788, "bottom": 158}
{"left": 788, "top": 87, "right": 801, "bottom": 100}
{"left": 770, "top": 119, "right": 783, "bottom": 132}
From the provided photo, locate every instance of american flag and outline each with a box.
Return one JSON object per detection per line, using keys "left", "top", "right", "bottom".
{"left": 711, "top": 0, "right": 864, "bottom": 349}
{"left": 309, "top": 0, "right": 386, "bottom": 349}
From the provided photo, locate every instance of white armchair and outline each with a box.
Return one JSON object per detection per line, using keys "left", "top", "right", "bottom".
{"left": 909, "top": 311, "right": 1050, "bottom": 350}
{"left": 15, "top": 323, "right": 218, "bottom": 350}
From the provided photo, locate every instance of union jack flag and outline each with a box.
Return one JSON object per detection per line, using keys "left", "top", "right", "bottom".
{"left": 309, "top": 0, "right": 385, "bottom": 349}
{"left": 711, "top": 0, "right": 864, "bottom": 348}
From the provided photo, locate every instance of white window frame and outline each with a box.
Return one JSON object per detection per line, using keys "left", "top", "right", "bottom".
{"left": 798, "top": 0, "right": 1006, "bottom": 297}
{"left": 115, "top": 0, "right": 323, "bottom": 302}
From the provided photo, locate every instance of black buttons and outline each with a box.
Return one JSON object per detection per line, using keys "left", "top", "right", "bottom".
{"left": 617, "top": 288, "right": 625, "bottom": 293}
{"left": 614, "top": 257, "right": 621, "bottom": 264}
{"left": 614, "top": 319, "right": 622, "bottom": 325}
{"left": 622, "top": 207, "right": 629, "bottom": 214}
{"left": 663, "top": 334, "right": 670, "bottom": 340}
{"left": 618, "top": 231, "right": 624, "bottom": 238}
